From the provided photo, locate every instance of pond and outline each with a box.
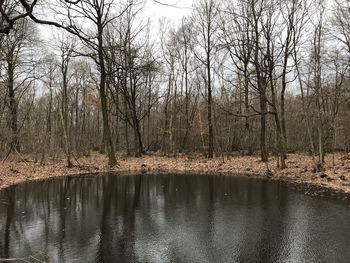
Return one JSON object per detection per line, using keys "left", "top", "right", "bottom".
{"left": 0, "top": 174, "right": 350, "bottom": 262}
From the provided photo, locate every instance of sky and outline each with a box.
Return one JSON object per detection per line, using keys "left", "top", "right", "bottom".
{"left": 144, "top": 0, "right": 194, "bottom": 21}
{"left": 39, "top": 0, "right": 195, "bottom": 42}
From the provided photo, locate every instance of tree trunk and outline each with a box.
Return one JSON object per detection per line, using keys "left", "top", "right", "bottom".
{"left": 207, "top": 51, "right": 214, "bottom": 159}
{"left": 61, "top": 58, "right": 72, "bottom": 168}
{"left": 131, "top": 104, "right": 143, "bottom": 157}
{"left": 7, "top": 55, "right": 20, "bottom": 153}
{"left": 97, "top": 25, "right": 117, "bottom": 166}
{"left": 260, "top": 92, "right": 268, "bottom": 162}
{"left": 124, "top": 94, "right": 130, "bottom": 156}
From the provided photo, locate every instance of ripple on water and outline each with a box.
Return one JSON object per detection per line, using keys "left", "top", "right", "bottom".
{"left": 0, "top": 174, "right": 349, "bottom": 263}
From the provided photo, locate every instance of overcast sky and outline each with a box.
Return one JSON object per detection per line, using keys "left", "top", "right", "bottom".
{"left": 144, "top": 0, "right": 194, "bottom": 21}
{"left": 39, "top": 0, "right": 195, "bottom": 41}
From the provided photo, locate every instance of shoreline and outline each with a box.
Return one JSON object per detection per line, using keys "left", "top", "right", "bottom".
{"left": 0, "top": 152, "right": 349, "bottom": 197}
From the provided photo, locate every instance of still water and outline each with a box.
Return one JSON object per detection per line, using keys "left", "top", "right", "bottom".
{"left": 0, "top": 174, "right": 350, "bottom": 263}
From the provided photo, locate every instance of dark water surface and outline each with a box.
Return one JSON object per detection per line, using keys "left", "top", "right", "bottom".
{"left": 0, "top": 174, "right": 350, "bottom": 263}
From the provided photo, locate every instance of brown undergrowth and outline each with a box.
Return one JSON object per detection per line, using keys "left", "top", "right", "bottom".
{"left": 0, "top": 152, "right": 349, "bottom": 194}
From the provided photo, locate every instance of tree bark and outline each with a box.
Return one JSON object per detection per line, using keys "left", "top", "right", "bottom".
{"left": 7, "top": 52, "right": 20, "bottom": 153}
{"left": 207, "top": 19, "right": 214, "bottom": 159}
{"left": 97, "top": 23, "right": 116, "bottom": 166}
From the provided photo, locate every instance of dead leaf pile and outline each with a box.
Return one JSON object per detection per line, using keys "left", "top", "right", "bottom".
{"left": 0, "top": 152, "right": 349, "bottom": 194}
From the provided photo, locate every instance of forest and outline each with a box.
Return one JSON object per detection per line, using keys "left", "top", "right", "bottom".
{"left": 2, "top": 1, "right": 350, "bottom": 262}
{"left": 0, "top": 0, "right": 350, "bottom": 173}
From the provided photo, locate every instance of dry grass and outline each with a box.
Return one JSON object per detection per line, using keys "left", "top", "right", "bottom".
{"left": 0, "top": 152, "right": 349, "bottom": 193}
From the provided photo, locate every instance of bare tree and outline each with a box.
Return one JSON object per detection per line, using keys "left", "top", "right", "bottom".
{"left": 311, "top": 0, "right": 326, "bottom": 171}
{"left": 57, "top": 34, "right": 75, "bottom": 167}
{"left": 193, "top": 0, "right": 219, "bottom": 158}
{"left": 219, "top": 0, "right": 255, "bottom": 155}
{"left": 47, "top": 0, "right": 133, "bottom": 166}
{"left": 0, "top": 18, "right": 36, "bottom": 155}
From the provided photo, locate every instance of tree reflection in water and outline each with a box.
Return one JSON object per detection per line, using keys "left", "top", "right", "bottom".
{"left": 0, "top": 174, "right": 350, "bottom": 263}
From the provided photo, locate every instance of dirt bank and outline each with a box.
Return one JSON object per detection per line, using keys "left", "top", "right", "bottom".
{"left": 0, "top": 152, "right": 349, "bottom": 194}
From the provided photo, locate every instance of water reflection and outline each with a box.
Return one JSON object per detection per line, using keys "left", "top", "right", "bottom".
{"left": 0, "top": 175, "right": 350, "bottom": 262}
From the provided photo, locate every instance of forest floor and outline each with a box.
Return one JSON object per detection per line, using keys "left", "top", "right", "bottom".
{"left": 0, "top": 152, "right": 350, "bottom": 194}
